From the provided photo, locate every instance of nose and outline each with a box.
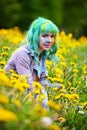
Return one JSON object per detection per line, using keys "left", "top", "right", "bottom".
{"left": 44, "top": 37, "right": 51, "bottom": 45}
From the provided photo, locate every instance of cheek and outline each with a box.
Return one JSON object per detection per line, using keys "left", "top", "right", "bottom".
{"left": 39, "top": 38, "right": 45, "bottom": 43}
{"left": 52, "top": 39, "right": 55, "bottom": 43}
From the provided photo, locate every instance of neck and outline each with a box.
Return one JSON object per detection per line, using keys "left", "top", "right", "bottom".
{"left": 38, "top": 48, "right": 43, "bottom": 54}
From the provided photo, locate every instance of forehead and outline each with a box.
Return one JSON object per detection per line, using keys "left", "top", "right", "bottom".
{"left": 40, "top": 33, "right": 54, "bottom": 36}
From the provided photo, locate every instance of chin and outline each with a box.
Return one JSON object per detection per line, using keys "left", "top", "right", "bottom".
{"left": 44, "top": 48, "right": 50, "bottom": 51}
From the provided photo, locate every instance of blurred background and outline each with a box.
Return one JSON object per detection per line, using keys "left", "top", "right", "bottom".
{"left": 0, "top": 0, "right": 87, "bottom": 38}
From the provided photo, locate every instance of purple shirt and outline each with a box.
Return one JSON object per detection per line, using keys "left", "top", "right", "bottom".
{"left": 4, "top": 45, "right": 48, "bottom": 88}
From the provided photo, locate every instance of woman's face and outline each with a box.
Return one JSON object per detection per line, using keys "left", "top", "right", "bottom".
{"left": 39, "top": 33, "right": 55, "bottom": 53}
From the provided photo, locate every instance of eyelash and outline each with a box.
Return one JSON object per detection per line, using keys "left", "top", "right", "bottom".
{"left": 42, "top": 34, "right": 55, "bottom": 38}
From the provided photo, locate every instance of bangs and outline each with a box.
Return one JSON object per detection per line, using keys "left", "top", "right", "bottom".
{"left": 40, "top": 22, "right": 58, "bottom": 35}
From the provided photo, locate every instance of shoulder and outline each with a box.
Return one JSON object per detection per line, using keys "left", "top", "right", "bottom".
{"left": 13, "top": 45, "right": 32, "bottom": 61}
{"left": 13, "top": 45, "right": 28, "bottom": 56}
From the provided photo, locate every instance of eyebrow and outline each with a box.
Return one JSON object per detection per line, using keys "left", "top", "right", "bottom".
{"left": 42, "top": 33, "right": 55, "bottom": 37}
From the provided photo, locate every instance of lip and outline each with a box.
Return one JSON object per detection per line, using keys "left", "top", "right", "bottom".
{"left": 45, "top": 44, "right": 51, "bottom": 48}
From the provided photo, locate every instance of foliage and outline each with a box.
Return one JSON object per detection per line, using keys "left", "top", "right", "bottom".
{"left": 0, "top": 0, "right": 87, "bottom": 36}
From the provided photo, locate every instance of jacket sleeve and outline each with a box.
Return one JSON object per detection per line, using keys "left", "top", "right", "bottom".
{"left": 15, "top": 51, "right": 34, "bottom": 88}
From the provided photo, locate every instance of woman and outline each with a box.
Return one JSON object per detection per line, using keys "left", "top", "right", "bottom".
{"left": 4, "top": 17, "right": 60, "bottom": 108}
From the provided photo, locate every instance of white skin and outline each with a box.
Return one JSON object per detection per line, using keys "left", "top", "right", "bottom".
{"left": 39, "top": 33, "right": 55, "bottom": 53}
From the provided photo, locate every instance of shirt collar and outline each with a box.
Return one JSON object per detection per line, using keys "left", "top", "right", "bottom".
{"left": 25, "top": 44, "right": 34, "bottom": 57}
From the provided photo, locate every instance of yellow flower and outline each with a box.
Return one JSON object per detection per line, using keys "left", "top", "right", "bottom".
{"left": 0, "top": 61, "right": 6, "bottom": 66}
{"left": 55, "top": 68, "right": 63, "bottom": 75}
{"left": 39, "top": 94, "right": 46, "bottom": 99}
{"left": 73, "top": 54, "right": 78, "bottom": 59}
{"left": 55, "top": 95, "right": 62, "bottom": 100}
{"left": 1, "top": 52, "right": 9, "bottom": 56}
{"left": 48, "top": 100, "right": 61, "bottom": 111}
{"left": 49, "top": 77, "right": 63, "bottom": 83}
{"left": 34, "top": 89, "right": 40, "bottom": 94}
{"left": 9, "top": 69, "right": 15, "bottom": 73}
{"left": 11, "top": 73, "right": 19, "bottom": 78}
{"left": 58, "top": 116, "right": 66, "bottom": 122}
{"left": 2, "top": 46, "right": 10, "bottom": 50}
{"left": 0, "top": 68, "right": 6, "bottom": 73}
{"left": 33, "top": 82, "right": 42, "bottom": 90}
{"left": 60, "top": 89, "right": 66, "bottom": 93}
{"left": 0, "top": 108, "right": 18, "bottom": 122}
{"left": 0, "top": 73, "right": 10, "bottom": 87}
{"left": 70, "top": 61, "right": 76, "bottom": 67}
{"left": 14, "top": 81, "right": 25, "bottom": 92}
{"left": 49, "top": 124, "right": 60, "bottom": 130}
{"left": 61, "top": 84, "right": 65, "bottom": 89}
{"left": 64, "top": 93, "right": 79, "bottom": 100}
{"left": 14, "top": 99, "right": 21, "bottom": 107}
{"left": 52, "top": 87, "right": 58, "bottom": 91}
{"left": 73, "top": 69, "right": 78, "bottom": 73}
{"left": 64, "top": 94, "right": 71, "bottom": 99}
{"left": 82, "top": 102, "right": 87, "bottom": 107}
{"left": 68, "top": 33, "right": 73, "bottom": 39}
{"left": 34, "top": 104, "right": 47, "bottom": 116}
{"left": 0, "top": 94, "right": 9, "bottom": 104}
{"left": 71, "top": 94, "right": 79, "bottom": 100}
{"left": 68, "top": 81, "right": 72, "bottom": 86}
{"left": 70, "top": 87, "right": 76, "bottom": 91}
{"left": 60, "top": 62, "right": 67, "bottom": 68}
{"left": 58, "top": 54, "right": 65, "bottom": 61}
{"left": 83, "top": 70, "right": 87, "bottom": 74}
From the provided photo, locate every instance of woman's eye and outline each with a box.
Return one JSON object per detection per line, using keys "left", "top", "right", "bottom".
{"left": 42, "top": 34, "right": 55, "bottom": 38}
{"left": 51, "top": 35, "right": 55, "bottom": 38}
{"left": 42, "top": 34, "right": 48, "bottom": 37}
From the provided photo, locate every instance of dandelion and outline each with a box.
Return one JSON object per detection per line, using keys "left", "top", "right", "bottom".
{"left": 34, "top": 89, "right": 41, "bottom": 94}
{"left": 82, "top": 102, "right": 87, "bottom": 107}
{"left": 68, "top": 33, "right": 73, "bottom": 39}
{"left": 2, "top": 46, "right": 10, "bottom": 50}
{"left": 55, "top": 94, "right": 63, "bottom": 100}
{"left": 64, "top": 94, "right": 71, "bottom": 99}
{"left": 55, "top": 68, "right": 63, "bottom": 75}
{"left": 0, "top": 94, "right": 9, "bottom": 104}
{"left": 1, "top": 52, "right": 9, "bottom": 56}
{"left": 58, "top": 116, "right": 66, "bottom": 123}
{"left": 39, "top": 94, "right": 46, "bottom": 99}
{"left": 9, "top": 69, "right": 15, "bottom": 73}
{"left": 0, "top": 61, "right": 6, "bottom": 66}
{"left": 14, "top": 99, "right": 21, "bottom": 107}
{"left": 71, "top": 94, "right": 79, "bottom": 100}
{"left": 73, "top": 54, "right": 78, "bottom": 59}
{"left": 49, "top": 124, "right": 60, "bottom": 130}
{"left": 73, "top": 68, "right": 78, "bottom": 73}
{"left": 70, "top": 61, "right": 76, "bottom": 67}
{"left": 48, "top": 100, "right": 61, "bottom": 111}
{"left": 68, "top": 81, "right": 72, "bottom": 86}
{"left": 34, "top": 104, "right": 47, "bottom": 116}
{"left": 0, "top": 73, "right": 10, "bottom": 86}
{"left": 52, "top": 87, "right": 58, "bottom": 91}
{"left": 33, "top": 82, "right": 42, "bottom": 90}
{"left": 0, "top": 108, "right": 18, "bottom": 122}
{"left": 60, "top": 62, "right": 67, "bottom": 68}
{"left": 11, "top": 73, "right": 19, "bottom": 78}
{"left": 70, "top": 87, "right": 76, "bottom": 91}
{"left": 60, "top": 88, "right": 66, "bottom": 93}
{"left": 14, "top": 81, "right": 25, "bottom": 92}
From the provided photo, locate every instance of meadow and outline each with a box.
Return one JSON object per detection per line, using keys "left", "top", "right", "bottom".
{"left": 0, "top": 27, "right": 87, "bottom": 130}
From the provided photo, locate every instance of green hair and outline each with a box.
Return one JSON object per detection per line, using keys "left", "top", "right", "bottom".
{"left": 27, "top": 17, "right": 59, "bottom": 62}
